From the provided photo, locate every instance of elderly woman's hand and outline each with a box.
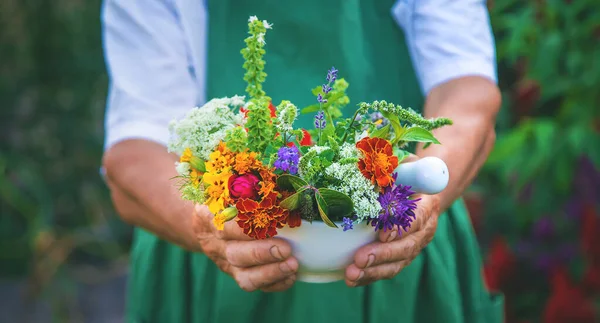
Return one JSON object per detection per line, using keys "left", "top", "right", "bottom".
{"left": 192, "top": 205, "right": 298, "bottom": 292}
{"left": 344, "top": 194, "right": 441, "bottom": 287}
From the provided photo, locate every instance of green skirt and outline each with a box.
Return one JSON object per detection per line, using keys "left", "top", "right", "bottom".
{"left": 126, "top": 199, "right": 503, "bottom": 323}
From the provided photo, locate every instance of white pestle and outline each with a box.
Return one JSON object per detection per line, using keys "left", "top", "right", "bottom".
{"left": 394, "top": 156, "right": 449, "bottom": 194}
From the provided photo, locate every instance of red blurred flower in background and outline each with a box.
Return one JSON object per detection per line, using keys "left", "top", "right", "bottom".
{"left": 543, "top": 267, "right": 595, "bottom": 323}
{"left": 484, "top": 236, "right": 516, "bottom": 292}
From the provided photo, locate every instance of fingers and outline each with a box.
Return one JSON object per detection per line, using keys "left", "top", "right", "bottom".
{"left": 219, "top": 220, "right": 253, "bottom": 241}
{"left": 353, "top": 236, "right": 420, "bottom": 269}
{"left": 226, "top": 239, "right": 292, "bottom": 267}
{"left": 232, "top": 257, "right": 298, "bottom": 292}
{"left": 194, "top": 204, "right": 252, "bottom": 241}
{"left": 345, "top": 260, "right": 410, "bottom": 287}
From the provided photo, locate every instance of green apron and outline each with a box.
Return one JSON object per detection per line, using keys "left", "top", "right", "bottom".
{"left": 126, "top": 1, "right": 504, "bottom": 322}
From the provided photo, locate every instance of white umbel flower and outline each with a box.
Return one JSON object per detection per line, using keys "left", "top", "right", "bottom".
{"left": 324, "top": 162, "right": 380, "bottom": 221}
{"left": 175, "top": 162, "right": 190, "bottom": 177}
{"left": 168, "top": 97, "right": 245, "bottom": 159}
{"left": 339, "top": 143, "right": 359, "bottom": 159}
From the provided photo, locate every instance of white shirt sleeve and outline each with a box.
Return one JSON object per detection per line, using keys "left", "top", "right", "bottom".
{"left": 392, "top": 0, "right": 498, "bottom": 95}
{"left": 101, "top": 0, "right": 198, "bottom": 151}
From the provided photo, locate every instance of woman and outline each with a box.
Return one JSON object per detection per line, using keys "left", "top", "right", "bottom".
{"left": 101, "top": 0, "right": 503, "bottom": 322}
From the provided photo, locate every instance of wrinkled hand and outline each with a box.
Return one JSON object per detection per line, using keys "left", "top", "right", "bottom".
{"left": 345, "top": 194, "right": 440, "bottom": 287}
{"left": 192, "top": 205, "right": 298, "bottom": 292}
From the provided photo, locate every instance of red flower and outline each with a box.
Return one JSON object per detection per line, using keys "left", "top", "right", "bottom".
{"left": 287, "top": 211, "right": 302, "bottom": 228}
{"left": 300, "top": 129, "right": 312, "bottom": 146}
{"left": 236, "top": 192, "right": 289, "bottom": 239}
{"left": 483, "top": 237, "right": 516, "bottom": 291}
{"left": 228, "top": 173, "right": 261, "bottom": 200}
{"left": 513, "top": 79, "right": 541, "bottom": 119}
{"left": 583, "top": 261, "right": 600, "bottom": 293}
{"left": 581, "top": 203, "right": 600, "bottom": 261}
{"left": 240, "top": 101, "right": 277, "bottom": 118}
{"left": 356, "top": 137, "right": 398, "bottom": 187}
{"left": 543, "top": 266, "right": 595, "bottom": 323}
{"left": 286, "top": 129, "right": 313, "bottom": 148}
{"left": 268, "top": 102, "right": 276, "bottom": 117}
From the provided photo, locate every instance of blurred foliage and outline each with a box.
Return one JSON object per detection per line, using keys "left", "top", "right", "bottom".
{"left": 0, "top": 0, "right": 130, "bottom": 300}
{"left": 476, "top": 0, "right": 600, "bottom": 322}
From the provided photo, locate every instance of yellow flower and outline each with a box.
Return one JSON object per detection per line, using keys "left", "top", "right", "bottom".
{"left": 212, "top": 207, "right": 238, "bottom": 231}
{"left": 190, "top": 169, "right": 203, "bottom": 187}
{"left": 204, "top": 171, "right": 231, "bottom": 214}
{"left": 206, "top": 145, "right": 234, "bottom": 174}
{"left": 180, "top": 148, "right": 194, "bottom": 163}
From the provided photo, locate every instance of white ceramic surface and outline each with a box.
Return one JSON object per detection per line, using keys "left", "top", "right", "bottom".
{"left": 394, "top": 156, "right": 449, "bottom": 194}
{"left": 277, "top": 220, "right": 377, "bottom": 283}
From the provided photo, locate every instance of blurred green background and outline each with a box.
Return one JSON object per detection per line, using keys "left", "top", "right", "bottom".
{"left": 1, "top": 0, "right": 599, "bottom": 322}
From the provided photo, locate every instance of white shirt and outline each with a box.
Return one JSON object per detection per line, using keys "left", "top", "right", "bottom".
{"left": 101, "top": 0, "right": 497, "bottom": 151}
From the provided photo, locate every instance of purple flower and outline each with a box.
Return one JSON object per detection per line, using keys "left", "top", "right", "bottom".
{"left": 326, "top": 66, "right": 338, "bottom": 83}
{"left": 322, "top": 84, "right": 332, "bottom": 94}
{"left": 533, "top": 216, "right": 554, "bottom": 240}
{"left": 370, "top": 182, "right": 420, "bottom": 233}
{"left": 317, "top": 93, "right": 327, "bottom": 104}
{"left": 273, "top": 145, "right": 300, "bottom": 174}
{"left": 314, "top": 111, "right": 326, "bottom": 129}
{"left": 342, "top": 217, "right": 354, "bottom": 231}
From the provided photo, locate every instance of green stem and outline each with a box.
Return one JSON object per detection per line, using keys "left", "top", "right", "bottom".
{"left": 341, "top": 106, "right": 366, "bottom": 143}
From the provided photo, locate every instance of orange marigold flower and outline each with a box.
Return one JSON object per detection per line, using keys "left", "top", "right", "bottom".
{"left": 234, "top": 151, "right": 260, "bottom": 174}
{"left": 259, "top": 180, "right": 276, "bottom": 198}
{"left": 236, "top": 192, "right": 289, "bottom": 239}
{"left": 257, "top": 166, "right": 278, "bottom": 198}
{"left": 356, "top": 137, "right": 399, "bottom": 187}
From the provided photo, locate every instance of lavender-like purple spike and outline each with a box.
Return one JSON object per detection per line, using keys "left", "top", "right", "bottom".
{"left": 326, "top": 67, "right": 338, "bottom": 83}
{"left": 317, "top": 93, "right": 327, "bottom": 104}
{"left": 314, "top": 111, "right": 326, "bottom": 129}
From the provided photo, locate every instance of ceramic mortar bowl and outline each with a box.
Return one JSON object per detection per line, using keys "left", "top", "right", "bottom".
{"left": 277, "top": 220, "right": 377, "bottom": 283}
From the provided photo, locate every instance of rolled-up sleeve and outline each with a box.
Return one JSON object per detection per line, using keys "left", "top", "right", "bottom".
{"left": 392, "top": 0, "right": 497, "bottom": 95}
{"left": 101, "top": 0, "right": 197, "bottom": 150}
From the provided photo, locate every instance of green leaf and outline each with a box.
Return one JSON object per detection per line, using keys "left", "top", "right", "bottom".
{"left": 320, "top": 149, "right": 335, "bottom": 162}
{"left": 301, "top": 104, "right": 321, "bottom": 114}
{"left": 314, "top": 191, "right": 338, "bottom": 228}
{"left": 396, "top": 127, "right": 440, "bottom": 144}
{"left": 394, "top": 148, "right": 411, "bottom": 163}
{"left": 319, "top": 122, "right": 336, "bottom": 146}
{"left": 276, "top": 174, "right": 309, "bottom": 191}
{"left": 381, "top": 111, "right": 404, "bottom": 144}
{"left": 370, "top": 124, "right": 390, "bottom": 139}
{"left": 280, "top": 188, "right": 308, "bottom": 210}
{"left": 318, "top": 188, "right": 354, "bottom": 218}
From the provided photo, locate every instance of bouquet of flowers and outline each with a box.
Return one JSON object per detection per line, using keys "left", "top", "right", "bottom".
{"left": 167, "top": 16, "right": 452, "bottom": 242}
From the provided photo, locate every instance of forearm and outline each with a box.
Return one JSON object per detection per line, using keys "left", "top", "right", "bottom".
{"left": 102, "top": 139, "right": 200, "bottom": 251}
{"left": 416, "top": 76, "right": 501, "bottom": 212}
